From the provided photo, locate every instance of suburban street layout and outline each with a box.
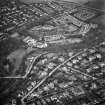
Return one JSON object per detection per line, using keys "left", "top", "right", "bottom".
{"left": 0, "top": 0, "right": 105, "bottom": 105}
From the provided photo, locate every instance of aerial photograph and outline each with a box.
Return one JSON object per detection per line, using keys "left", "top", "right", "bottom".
{"left": 0, "top": 0, "right": 105, "bottom": 105}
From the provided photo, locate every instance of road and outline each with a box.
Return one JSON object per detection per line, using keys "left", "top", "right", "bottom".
{"left": 19, "top": 0, "right": 91, "bottom": 4}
